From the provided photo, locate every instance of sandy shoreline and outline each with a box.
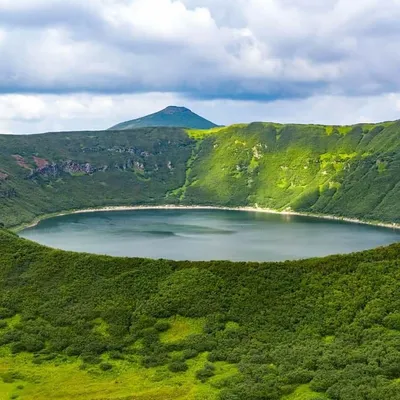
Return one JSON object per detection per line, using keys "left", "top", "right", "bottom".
{"left": 16, "top": 204, "right": 400, "bottom": 231}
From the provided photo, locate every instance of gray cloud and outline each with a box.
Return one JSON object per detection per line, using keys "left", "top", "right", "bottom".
{"left": 0, "top": 0, "right": 399, "bottom": 103}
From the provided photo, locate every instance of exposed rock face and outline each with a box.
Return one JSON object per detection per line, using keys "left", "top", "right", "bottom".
{"left": 33, "top": 157, "right": 49, "bottom": 168}
{"left": 28, "top": 158, "right": 153, "bottom": 179}
{"left": 29, "top": 161, "right": 98, "bottom": 179}
{"left": 12, "top": 155, "right": 30, "bottom": 169}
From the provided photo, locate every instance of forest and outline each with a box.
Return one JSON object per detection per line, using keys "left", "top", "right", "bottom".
{"left": 0, "top": 228, "right": 400, "bottom": 399}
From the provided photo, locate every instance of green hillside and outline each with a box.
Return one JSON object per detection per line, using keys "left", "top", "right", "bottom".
{"left": 0, "top": 120, "right": 400, "bottom": 399}
{"left": 108, "top": 106, "right": 218, "bottom": 130}
{"left": 0, "top": 229, "right": 400, "bottom": 399}
{"left": 0, "top": 120, "right": 399, "bottom": 228}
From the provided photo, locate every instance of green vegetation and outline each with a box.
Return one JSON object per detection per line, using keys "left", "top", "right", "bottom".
{"left": 0, "top": 230, "right": 400, "bottom": 399}
{"left": 0, "top": 127, "right": 195, "bottom": 227}
{"left": 108, "top": 106, "right": 218, "bottom": 130}
{"left": 180, "top": 121, "right": 400, "bottom": 224}
{"left": 0, "top": 119, "right": 399, "bottom": 228}
{"left": 1, "top": 117, "right": 400, "bottom": 397}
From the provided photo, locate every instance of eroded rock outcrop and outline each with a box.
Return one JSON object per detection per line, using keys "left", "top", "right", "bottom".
{"left": 29, "top": 161, "right": 97, "bottom": 179}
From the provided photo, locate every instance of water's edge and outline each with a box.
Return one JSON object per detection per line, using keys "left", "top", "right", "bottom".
{"left": 13, "top": 204, "right": 400, "bottom": 233}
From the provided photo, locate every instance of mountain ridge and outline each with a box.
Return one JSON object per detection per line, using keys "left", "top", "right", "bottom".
{"left": 0, "top": 120, "right": 399, "bottom": 228}
{"left": 108, "top": 106, "right": 219, "bottom": 130}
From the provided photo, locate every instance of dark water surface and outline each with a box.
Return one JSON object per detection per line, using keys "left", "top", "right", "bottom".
{"left": 19, "top": 209, "right": 400, "bottom": 261}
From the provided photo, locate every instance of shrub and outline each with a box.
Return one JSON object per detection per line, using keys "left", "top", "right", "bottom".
{"left": 141, "top": 354, "right": 168, "bottom": 368}
{"left": 154, "top": 321, "right": 171, "bottom": 332}
{"left": 11, "top": 342, "right": 26, "bottom": 354}
{"left": 21, "top": 336, "right": 45, "bottom": 353}
{"left": 0, "top": 307, "right": 14, "bottom": 319}
{"left": 168, "top": 361, "right": 188, "bottom": 373}
{"left": 183, "top": 348, "right": 198, "bottom": 360}
{"left": 196, "top": 363, "right": 215, "bottom": 382}
{"left": 109, "top": 351, "right": 124, "bottom": 360}
{"left": 100, "top": 363, "right": 113, "bottom": 371}
{"left": 383, "top": 313, "right": 400, "bottom": 331}
{"left": 66, "top": 345, "right": 81, "bottom": 356}
{"left": 81, "top": 354, "right": 101, "bottom": 365}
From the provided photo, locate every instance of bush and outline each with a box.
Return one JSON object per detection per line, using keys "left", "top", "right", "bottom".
{"left": 11, "top": 342, "right": 26, "bottom": 354}
{"left": 66, "top": 345, "right": 83, "bottom": 356}
{"left": 0, "top": 307, "right": 15, "bottom": 319}
{"left": 383, "top": 313, "right": 400, "bottom": 331}
{"left": 168, "top": 361, "right": 188, "bottom": 373}
{"left": 1, "top": 372, "right": 23, "bottom": 384}
{"left": 141, "top": 354, "right": 168, "bottom": 368}
{"left": 183, "top": 348, "right": 199, "bottom": 360}
{"left": 21, "top": 336, "right": 45, "bottom": 353}
{"left": 109, "top": 351, "right": 124, "bottom": 360}
{"left": 0, "top": 330, "right": 21, "bottom": 346}
{"left": 81, "top": 354, "right": 101, "bottom": 365}
{"left": 196, "top": 363, "right": 215, "bottom": 382}
{"left": 154, "top": 321, "right": 171, "bottom": 332}
{"left": 100, "top": 362, "right": 113, "bottom": 371}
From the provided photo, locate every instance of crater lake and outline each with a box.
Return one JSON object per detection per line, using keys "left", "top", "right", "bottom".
{"left": 19, "top": 209, "right": 400, "bottom": 262}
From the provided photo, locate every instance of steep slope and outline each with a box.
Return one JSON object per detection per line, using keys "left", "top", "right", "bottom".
{"left": 0, "top": 128, "right": 195, "bottom": 227}
{"left": 0, "top": 229, "right": 400, "bottom": 399}
{"left": 108, "top": 106, "right": 218, "bottom": 130}
{"left": 0, "top": 120, "right": 399, "bottom": 228}
{"left": 180, "top": 121, "right": 400, "bottom": 224}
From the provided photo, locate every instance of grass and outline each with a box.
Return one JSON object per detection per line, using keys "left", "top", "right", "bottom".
{"left": 92, "top": 318, "right": 110, "bottom": 338}
{"left": 323, "top": 335, "right": 335, "bottom": 344}
{"left": 160, "top": 316, "right": 206, "bottom": 343}
{"left": 282, "top": 384, "right": 328, "bottom": 400}
{"left": 186, "top": 127, "right": 228, "bottom": 140}
{"left": 0, "top": 347, "right": 237, "bottom": 400}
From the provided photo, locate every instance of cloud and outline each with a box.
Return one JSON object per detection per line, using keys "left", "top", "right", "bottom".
{"left": 0, "top": 0, "right": 400, "bottom": 133}
{"left": 1, "top": 92, "right": 400, "bottom": 134}
{"left": 0, "top": 0, "right": 399, "bottom": 102}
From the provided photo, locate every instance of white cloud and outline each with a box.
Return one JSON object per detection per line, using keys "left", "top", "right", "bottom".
{"left": 1, "top": 92, "right": 399, "bottom": 134}
{"left": 0, "top": 0, "right": 400, "bottom": 131}
{"left": 0, "top": 0, "right": 399, "bottom": 99}
{"left": 0, "top": 95, "right": 47, "bottom": 122}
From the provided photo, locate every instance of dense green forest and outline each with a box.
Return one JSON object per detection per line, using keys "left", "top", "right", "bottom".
{"left": 0, "top": 229, "right": 400, "bottom": 399}
{"left": 0, "top": 120, "right": 399, "bottom": 228}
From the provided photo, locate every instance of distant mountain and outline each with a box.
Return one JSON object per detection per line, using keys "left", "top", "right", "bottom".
{"left": 108, "top": 106, "right": 219, "bottom": 130}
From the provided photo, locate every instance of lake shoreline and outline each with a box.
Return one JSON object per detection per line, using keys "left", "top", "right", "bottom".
{"left": 15, "top": 204, "right": 400, "bottom": 232}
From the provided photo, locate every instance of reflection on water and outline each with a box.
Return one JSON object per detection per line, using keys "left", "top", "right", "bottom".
{"left": 19, "top": 209, "right": 400, "bottom": 262}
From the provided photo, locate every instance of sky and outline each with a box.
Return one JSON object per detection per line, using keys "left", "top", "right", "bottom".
{"left": 1, "top": 0, "right": 400, "bottom": 133}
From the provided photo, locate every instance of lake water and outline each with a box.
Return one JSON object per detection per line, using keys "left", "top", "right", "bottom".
{"left": 19, "top": 209, "right": 400, "bottom": 262}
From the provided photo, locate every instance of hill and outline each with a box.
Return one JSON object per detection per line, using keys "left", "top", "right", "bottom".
{"left": 0, "top": 120, "right": 399, "bottom": 399}
{"left": 0, "top": 121, "right": 399, "bottom": 228}
{"left": 0, "top": 229, "right": 400, "bottom": 399}
{"left": 108, "top": 106, "right": 219, "bottom": 130}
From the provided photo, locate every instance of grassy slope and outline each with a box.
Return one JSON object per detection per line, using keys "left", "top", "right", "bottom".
{"left": 182, "top": 121, "right": 400, "bottom": 223}
{"left": 1, "top": 230, "right": 400, "bottom": 399}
